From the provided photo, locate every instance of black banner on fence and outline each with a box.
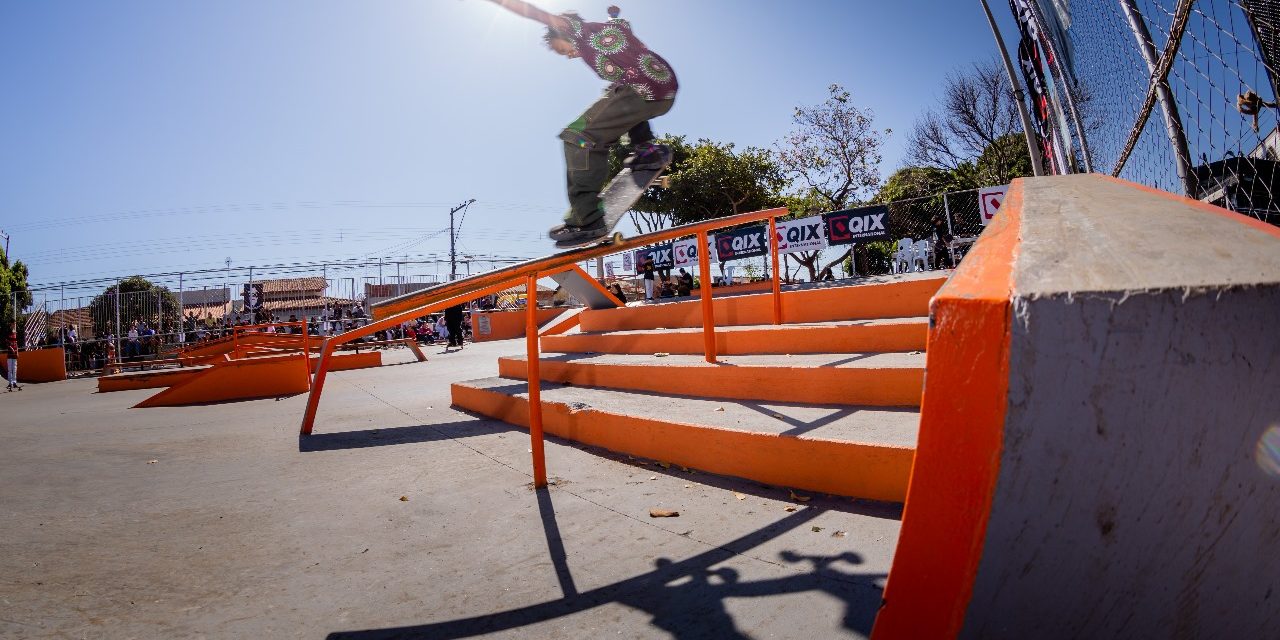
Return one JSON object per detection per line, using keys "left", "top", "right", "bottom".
{"left": 634, "top": 242, "right": 674, "bottom": 270}
{"left": 243, "top": 283, "right": 264, "bottom": 313}
{"left": 823, "top": 206, "right": 890, "bottom": 245}
{"left": 714, "top": 225, "right": 768, "bottom": 262}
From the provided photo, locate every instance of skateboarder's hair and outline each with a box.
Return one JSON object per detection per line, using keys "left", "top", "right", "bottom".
{"left": 542, "top": 11, "right": 581, "bottom": 49}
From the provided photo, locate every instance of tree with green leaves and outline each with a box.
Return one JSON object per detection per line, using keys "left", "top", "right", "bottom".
{"left": 88, "top": 276, "right": 181, "bottom": 341}
{"left": 609, "top": 135, "right": 787, "bottom": 233}
{"left": 0, "top": 245, "right": 32, "bottom": 338}
{"left": 775, "top": 84, "right": 888, "bottom": 278}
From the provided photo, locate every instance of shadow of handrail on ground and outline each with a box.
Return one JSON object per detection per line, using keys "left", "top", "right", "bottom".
{"left": 298, "top": 419, "right": 511, "bottom": 452}
{"left": 324, "top": 505, "right": 886, "bottom": 639}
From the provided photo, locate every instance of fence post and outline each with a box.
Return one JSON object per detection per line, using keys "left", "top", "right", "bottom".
{"left": 114, "top": 279, "right": 122, "bottom": 361}
{"left": 1118, "top": 0, "right": 1196, "bottom": 197}
{"left": 944, "top": 192, "right": 954, "bottom": 235}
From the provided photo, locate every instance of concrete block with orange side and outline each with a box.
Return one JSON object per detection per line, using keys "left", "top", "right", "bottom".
{"left": 874, "top": 175, "right": 1280, "bottom": 640}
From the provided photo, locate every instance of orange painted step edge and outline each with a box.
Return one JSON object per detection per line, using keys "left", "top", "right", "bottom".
{"left": 870, "top": 180, "right": 1022, "bottom": 640}
{"left": 451, "top": 382, "right": 915, "bottom": 502}
{"left": 499, "top": 357, "right": 924, "bottom": 407}
{"left": 579, "top": 276, "right": 945, "bottom": 333}
{"left": 134, "top": 351, "right": 311, "bottom": 408}
{"left": 542, "top": 321, "right": 928, "bottom": 355}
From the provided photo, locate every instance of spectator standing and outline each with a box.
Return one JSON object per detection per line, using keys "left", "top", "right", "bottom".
{"left": 127, "top": 322, "right": 140, "bottom": 361}
{"left": 5, "top": 329, "right": 20, "bottom": 391}
{"left": 641, "top": 256, "right": 656, "bottom": 302}
{"left": 931, "top": 215, "right": 955, "bottom": 269}
{"left": 435, "top": 315, "right": 449, "bottom": 346}
{"left": 445, "top": 304, "right": 465, "bottom": 349}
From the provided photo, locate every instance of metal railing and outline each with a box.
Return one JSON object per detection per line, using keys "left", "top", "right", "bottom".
{"left": 299, "top": 206, "right": 790, "bottom": 489}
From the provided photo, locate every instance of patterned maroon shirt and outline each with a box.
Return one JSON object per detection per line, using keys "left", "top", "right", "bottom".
{"left": 560, "top": 14, "right": 678, "bottom": 101}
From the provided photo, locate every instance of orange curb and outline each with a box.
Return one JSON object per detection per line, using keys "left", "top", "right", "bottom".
{"left": 871, "top": 179, "right": 1022, "bottom": 640}
{"left": 0, "top": 348, "right": 67, "bottom": 383}
{"left": 451, "top": 382, "right": 915, "bottom": 502}
{"left": 542, "top": 320, "right": 928, "bottom": 356}
{"left": 579, "top": 277, "right": 945, "bottom": 333}
{"left": 498, "top": 357, "right": 924, "bottom": 407}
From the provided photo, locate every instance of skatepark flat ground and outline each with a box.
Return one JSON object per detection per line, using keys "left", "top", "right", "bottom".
{"left": 0, "top": 339, "right": 901, "bottom": 639}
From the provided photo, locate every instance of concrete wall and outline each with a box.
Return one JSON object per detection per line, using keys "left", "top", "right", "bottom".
{"left": 876, "top": 175, "right": 1280, "bottom": 639}
{"left": 471, "top": 308, "right": 565, "bottom": 342}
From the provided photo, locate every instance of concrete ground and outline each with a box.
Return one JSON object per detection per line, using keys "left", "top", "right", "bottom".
{"left": 0, "top": 338, "right": 902, "bottom": 639}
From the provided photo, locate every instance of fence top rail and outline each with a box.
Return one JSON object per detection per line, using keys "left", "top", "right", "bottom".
{"left": 370, "top": 206, "right": 790, "bottom": 322}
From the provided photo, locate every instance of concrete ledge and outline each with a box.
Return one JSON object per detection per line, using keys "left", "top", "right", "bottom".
{"left": 875, "top": 175, "right": 1280, "bottom": 639}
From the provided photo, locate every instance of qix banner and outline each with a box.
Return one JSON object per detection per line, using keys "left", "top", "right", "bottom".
{"left": 775, "top": 215, "right": 827, "bottom": 255}
{"left": 823, "top": 206, "right": 890, "bottom": 245}
{"left": 714, "top": 224, "right": 769, "bottom": 262}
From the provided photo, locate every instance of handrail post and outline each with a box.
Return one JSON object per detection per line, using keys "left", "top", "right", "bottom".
{"left": 696, "top": 230, "right": 717, "bottom": 363}
{"left": 525, "top": 273, "right": 548, "bottom": 488}
{"left": 299, "top": 338, "right": 334, "bottom": 435}
{"left": 768, "top": 216, "right": 782, "bottom": 325}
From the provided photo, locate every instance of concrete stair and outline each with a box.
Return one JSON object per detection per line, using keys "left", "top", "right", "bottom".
{"left": 451, "top": 273, "right": 948, "bottom": 503}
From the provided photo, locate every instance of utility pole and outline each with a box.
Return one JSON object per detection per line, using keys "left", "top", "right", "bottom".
{"left": 449, "top": 199, "right": 476, "bottom": 281}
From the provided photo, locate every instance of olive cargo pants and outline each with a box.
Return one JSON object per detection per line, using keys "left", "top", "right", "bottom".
{"left": 560, "top": 84, "right": 674, "bottom": 227}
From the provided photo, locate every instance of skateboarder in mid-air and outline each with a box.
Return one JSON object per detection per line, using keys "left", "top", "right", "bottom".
{"left": 484, "top": 0, "right": 677, "bottom": 246}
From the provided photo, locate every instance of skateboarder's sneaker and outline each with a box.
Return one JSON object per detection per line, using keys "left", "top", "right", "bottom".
{"left": 622, "top": 143, "right": 672, "bottom": 171}
{"left": 549, "top": 220, "right": 608, "bottom": 245}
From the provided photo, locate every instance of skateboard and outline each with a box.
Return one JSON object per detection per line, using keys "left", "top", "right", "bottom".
{"left": 554, "top": 156, "right": 673, "bottom": 250}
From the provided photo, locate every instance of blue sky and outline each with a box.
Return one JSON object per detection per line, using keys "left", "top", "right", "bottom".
{"left": 1, "top": 1, "right": 1013, "bottom": 294}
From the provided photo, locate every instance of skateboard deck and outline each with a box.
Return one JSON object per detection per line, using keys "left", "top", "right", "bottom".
{"left": 554, "top": 157, "right": 673, "bottom": 250}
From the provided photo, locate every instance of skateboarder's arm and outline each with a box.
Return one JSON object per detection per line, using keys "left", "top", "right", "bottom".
{"left": 483, "top": 0, "right": 570, "bottom": 31}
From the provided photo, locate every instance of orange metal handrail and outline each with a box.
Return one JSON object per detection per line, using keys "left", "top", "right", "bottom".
{"left": 371, "top": 207, "right": 789, "bottom": 321}
{"left": 299, "top": 205, "right": 791, "bottom": 489}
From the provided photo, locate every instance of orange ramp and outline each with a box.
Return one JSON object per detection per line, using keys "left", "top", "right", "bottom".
{"left": 135, "top": 352, "right": 310, "bottom": 408}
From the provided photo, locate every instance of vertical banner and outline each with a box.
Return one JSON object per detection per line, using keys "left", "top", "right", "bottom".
{"left": 1009, "top": 0, "right": 1063, "bottom": 174}
{"left": 243, "top": 283, "right": 264, "bottom": 315}
{"left": 978, "top": 185, "right": 1009, "bottom": 226}
{"left": 634, "top": 242, "right": 675, "bottom": 270}
{"left": 823, "top": 206, "right": 890, "bottom": 245}
{"left": 605, "top": 262, "right": 616, "bottom": 278}
{"left": 714, "top": 225, "right": 769, "bottom": 262}
{"left": 774, "top": 215, "right": 828, "bottom": 255}
{"left": 622, "top": 251, "right": 634, "bottom": 272}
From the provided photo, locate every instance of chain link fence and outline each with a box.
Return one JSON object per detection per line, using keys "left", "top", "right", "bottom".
{"left": 22, "top": 257, "right": 528, "bottom": 376}
{"left": 1028, "top": 0, "right": 1280, "bottom": 222}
